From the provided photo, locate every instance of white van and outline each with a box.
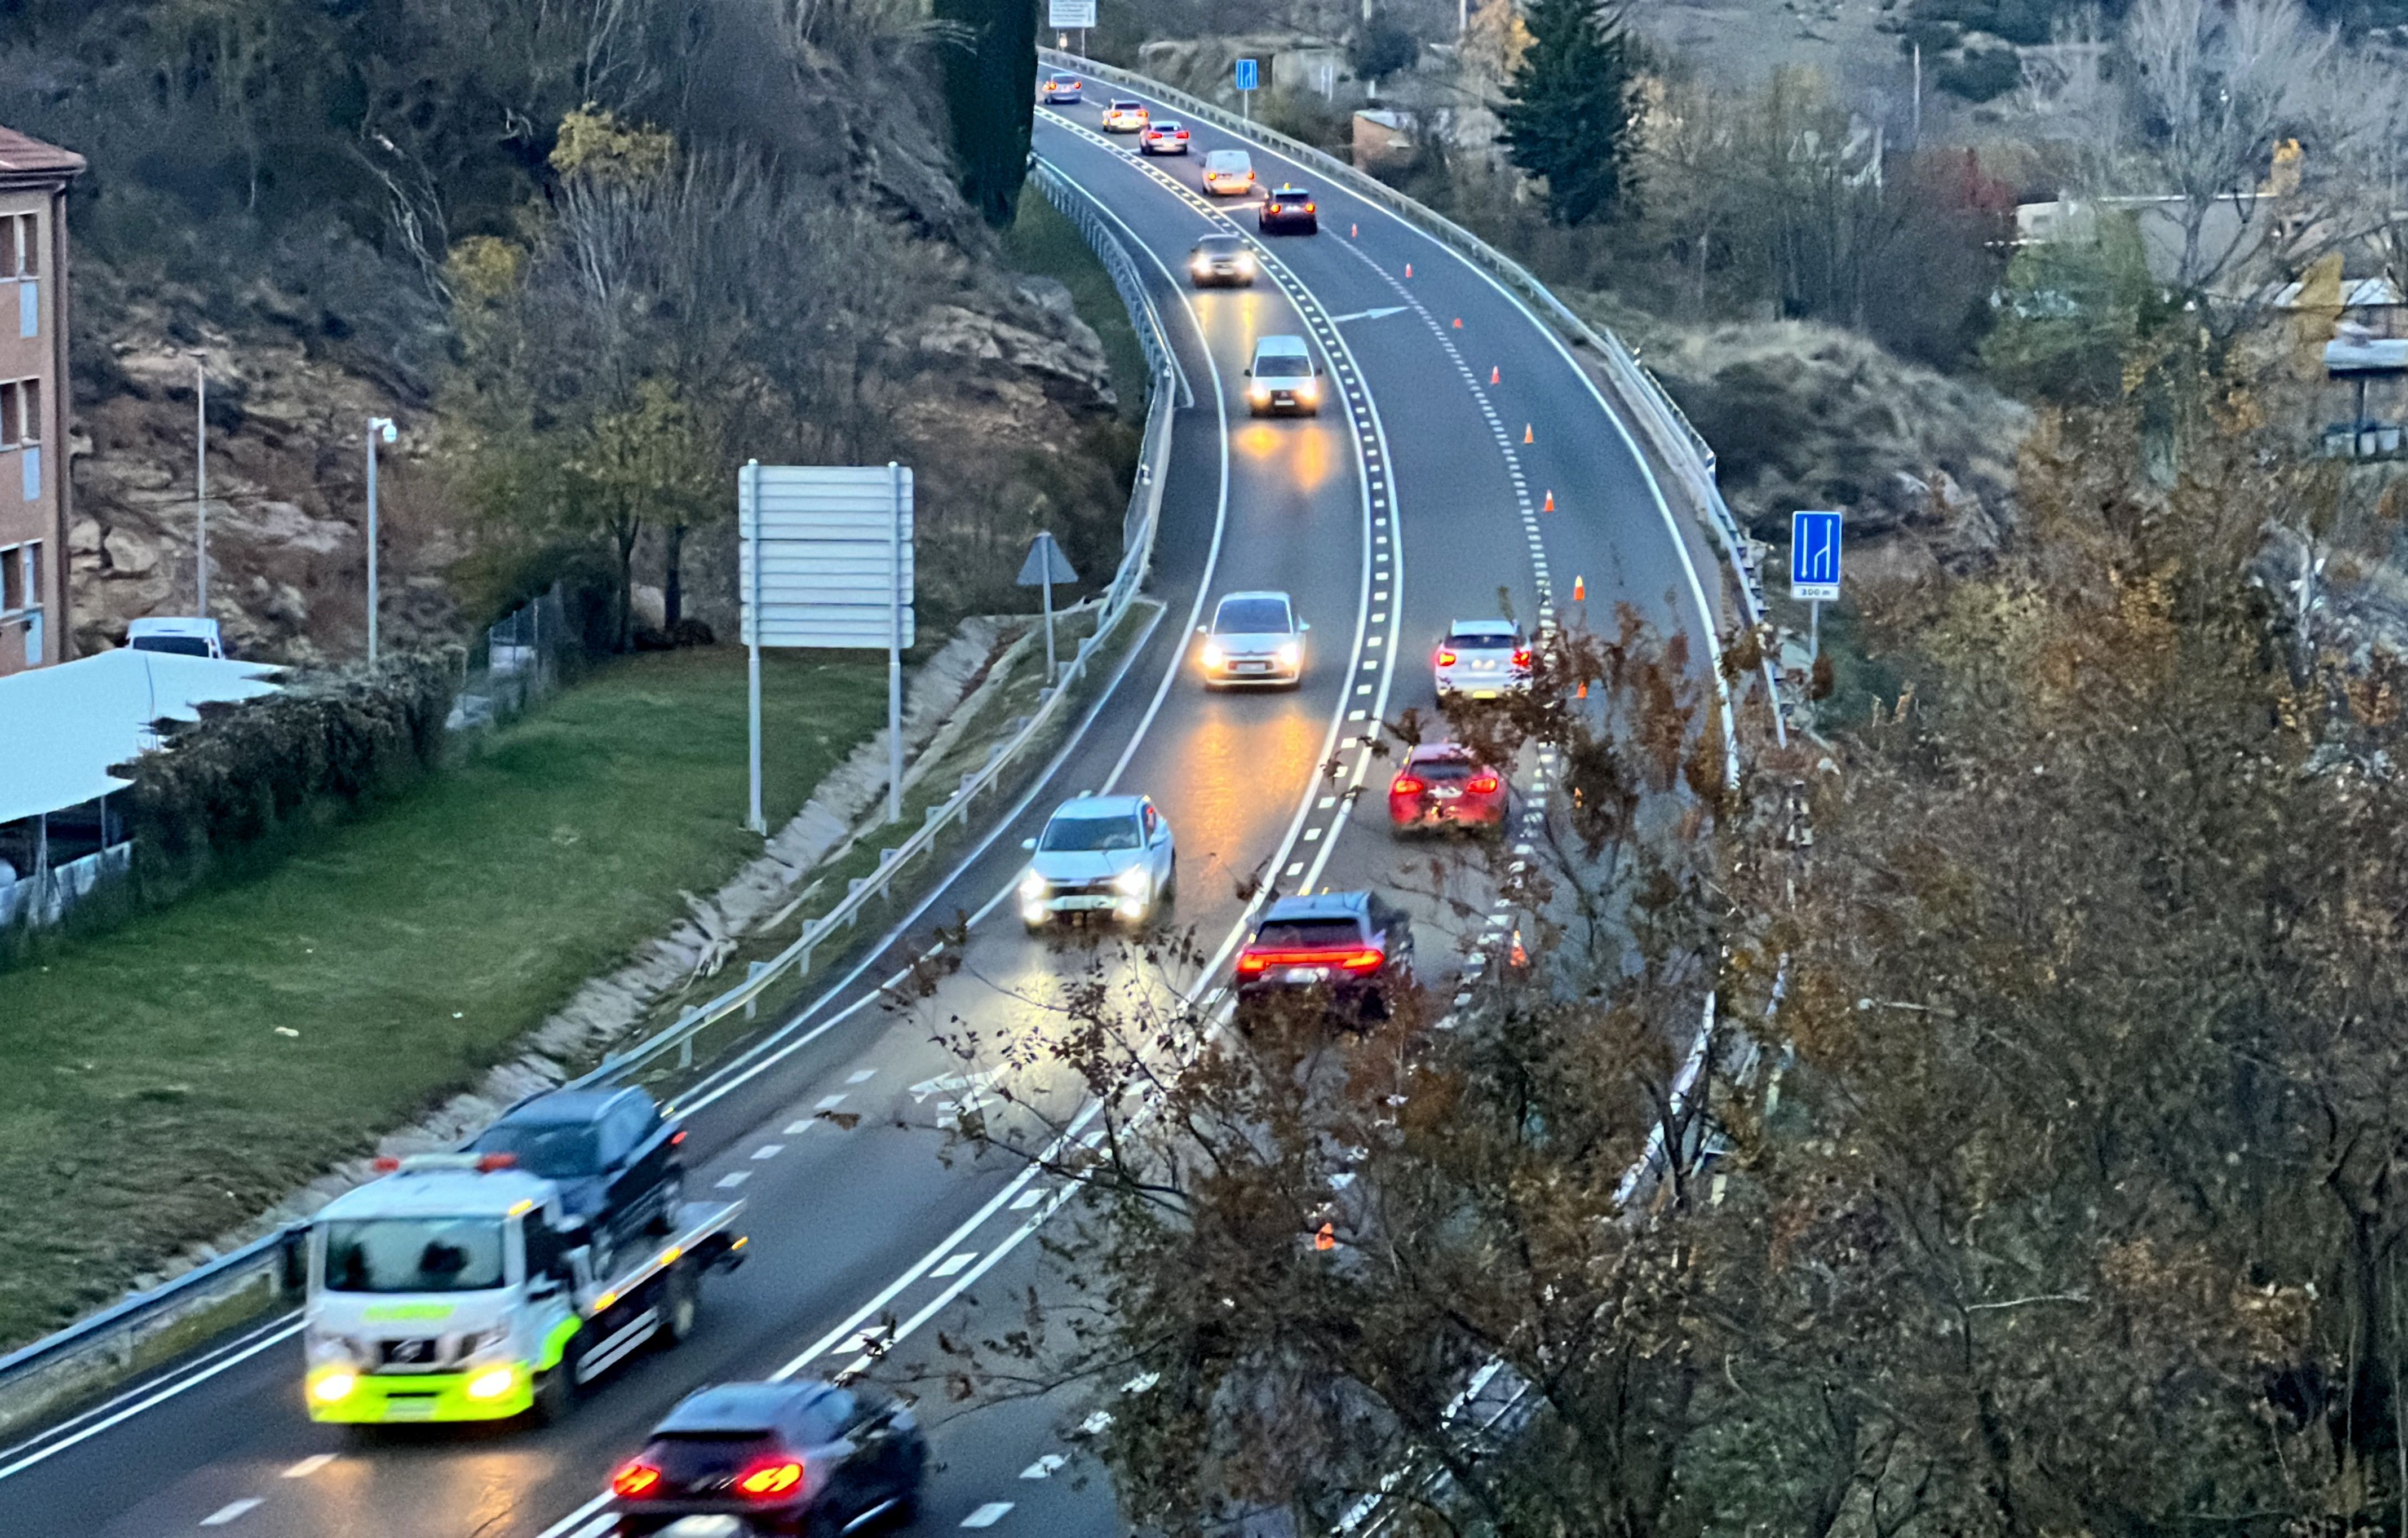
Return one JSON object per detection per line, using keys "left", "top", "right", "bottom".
{"left": 1202, "top": 149, "right": 1256, "bottom": 196}
{"left": 126, "top": 616, "right": 227, "bottom": 659}
{"left": 1244, "top": 334, "right": 1322, "bottom": 417}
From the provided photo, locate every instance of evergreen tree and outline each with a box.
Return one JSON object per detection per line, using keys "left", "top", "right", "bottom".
{"left": 1497, "top": 0, "right": 1637, "bottom": 226}
{"left": 933, "top": 0, "right": 1039, "bottom": 226}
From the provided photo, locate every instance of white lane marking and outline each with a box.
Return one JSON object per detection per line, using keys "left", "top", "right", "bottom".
{"left": 962, "top": 1502, "right": 1016, "bottom": 1528}
{"left": 1010, "top": 1188, "right": 1046, "bottom": 1210}
{"left": 784, "top": 1119, "right": 816, "bottom": 1135}
{"left": 846, "top": 1068, "right": 878, "bottom": 1084}
{"left": 200, "top": 1499, "right": 263, "bottom": 1526}
{"left": 0, "top": 1316, "right": 303, "bottom": 1483}
{"left": 751, "top": 1144, "right": 784, "bottom": 1160}
{"left": 930, "top": 1252, "right": 978, "bottom": 1278}
{"left": 1022, "top": 1454, "right": 1068, "bottom": 1479}
{"left": 569, "top": 1519, "right": 615, "bottom": 1538}
{"left": 281, "top": 1454, "right": 332, "bottom": 1479}
{"left": 817, "top": 1093, "right": 849, "bottom": 1110}
{"left": 1079, "top": 1409, "right": 1115, "bottom": 1434}
{"left": 715, "top": 1171, "right": 751, "bottom": 1189}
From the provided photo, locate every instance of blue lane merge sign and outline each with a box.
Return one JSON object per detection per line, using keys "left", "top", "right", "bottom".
{"left": 1235, "top": 58, "right": 1259, "bottom": 91}
{"left": 1790, "top": 509, "right": 1843, "bottom": 602}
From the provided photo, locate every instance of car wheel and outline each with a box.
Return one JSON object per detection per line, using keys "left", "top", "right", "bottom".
{"left": 657, "top": 1262, "right": 699, "bottom": 1349}
{"left": 531, "top": 1336, "right": 580, "bottom": 1426}
{"left": 1161, "top": 855, "right": 1177, "bottom": 904}
{"left": 648, "top": 1172, "right": 683, "bottom": 1235}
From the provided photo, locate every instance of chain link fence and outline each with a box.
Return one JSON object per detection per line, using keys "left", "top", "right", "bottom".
{"left": 448, "top": 584, "right": 576, "bottom": 731}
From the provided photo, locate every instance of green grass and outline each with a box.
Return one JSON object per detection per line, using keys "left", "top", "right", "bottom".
{"left": 1004, "top": 191, "right": 1151, "bottom": 421}
{"left": 0, "top": 647, "right": 886, "bottom": 1347}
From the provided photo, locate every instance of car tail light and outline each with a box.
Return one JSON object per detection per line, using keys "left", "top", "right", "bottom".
{"left": 611, "top": 1461, "right": 663, "bottom": 1499}
{"left": 1391, "top": 775, "right": 1426, "bottom": 796}
{"left": 737, "top": 1460, "right": 805, "bottom": 1499}
{"left": 1469, "top": 774, "right": 1500, "bottom": 794}
{"left": 1335, "top": 948, "right": 1385, "bottom": 975}
{"left": 1236, "top": 951, "right": 1272, "bottom": 976}
{"left": 1436, "top": 649, "right": 1456, "bottom": 666}
{"left": 1237, "top": 948, "right": 1386, "bottom": 976}
{"left": 1512, "top": 648, "right": 1532, "bottom": 668}
{"left": 474, "top": 1152, "right": 517, "bottom": 1172}
{"left": 1306, "top": 203, "right": 1317, "bottom": 213}
{"left": 668, "top": 1129, "right": 686, "bottom": 1147}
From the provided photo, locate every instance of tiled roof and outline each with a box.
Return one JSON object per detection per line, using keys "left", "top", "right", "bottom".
{"left": 0, "top": 124, "right": 85, "bottom": 182}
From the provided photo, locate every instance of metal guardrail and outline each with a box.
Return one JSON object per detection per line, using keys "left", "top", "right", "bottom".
{"left": 0, "top": 171, "right": 1183, "bottom": 1427}
{"left": 1040, "top": 50, "right": 1785, "bottom": 742}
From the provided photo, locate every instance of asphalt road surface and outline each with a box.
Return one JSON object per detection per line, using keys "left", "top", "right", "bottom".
{"left": 0, "top": 69, "right": 1728, "bottom": 1538}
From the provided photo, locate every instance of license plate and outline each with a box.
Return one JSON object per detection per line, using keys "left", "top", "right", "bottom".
{"left": 1282, "top": 966, "right": 1330, "bottom": 983}
{"left": 1060, "top": 896, "right": 1114, "bottom": 911}
{"left": 383, "top": 1397, "right": 439, "bottom": 1420}
{"left": 1432, "top": 787, "right": 1462, "bottom": 799}
{"left": 1236, "top": 661, "right": 1268, "bottom": 672}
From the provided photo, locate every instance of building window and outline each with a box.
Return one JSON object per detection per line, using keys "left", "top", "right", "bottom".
{"left": 5, "top": 213, "right": 36, "bottom": 278}
{"left": 0, "top": 378, "right": 34, "bottom": 447}
{"left": 1, "top": 542, "right": 29, "bottom": 612}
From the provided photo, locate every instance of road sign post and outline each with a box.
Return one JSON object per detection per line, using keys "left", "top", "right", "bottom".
{"left": 1048, "top": 0, "right": 1094, "bottom": 51}
{"left": 1789, "top": 509, "right": 1843, "bottom": 715}
{"left": 1235, "top": 57, "right": 1258, "bottom": 120}
{"left": 740, "top": 461, "right": 918, "bottom": 833}
{"left": 1017, "top": 532, "right": 1081, "bottom": 686}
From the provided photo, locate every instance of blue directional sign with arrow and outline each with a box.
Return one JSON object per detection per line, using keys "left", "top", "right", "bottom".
{"left": 1790, "top": 509, "right": 1842, "bottom": 603}
{"left": 1234, "top": 58, "right": 1259, "bottom": 91}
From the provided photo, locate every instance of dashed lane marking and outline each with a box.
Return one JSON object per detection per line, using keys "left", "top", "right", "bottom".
{"left": 1010, "top": 1188, "right": 1046, "bottom": 1210}
{"left": 817, "top": 1093, "right": 849, "bottom": 1110}
{"left": 715, "top": 1171, "right": 751, "bottom": 1190}
{"left": 931, "top": 1252, "right": 979, "bottom": 1278}
{"left": 200, "top": 1499, "right": 262, "bottom": 1526}
{"left": 962, "top": 1502, "right": 1016, "bottom": 1528}
{"left": 846, "top": 1068, "right": 879, "bottom": 1084}
{"left": 281, "top": 1455, "right": 331, "bottom": 1479}
{"left": 751, "top": 1143, "right": 784, "bottom": 1160}
{"left": 1022, "top": 1454, "right": 1069, "bottom": 1479}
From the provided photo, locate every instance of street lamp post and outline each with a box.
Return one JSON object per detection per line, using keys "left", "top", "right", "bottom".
{"left": 366, "top": 416, "right": 396, "bottom": 665}
{"left": 191, "top": 350, "right": 208, "bottom": 616}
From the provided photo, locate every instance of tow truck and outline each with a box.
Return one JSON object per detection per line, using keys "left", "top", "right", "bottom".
{"left": 302, "top": 1152, "right": 746, "bottom": 1426}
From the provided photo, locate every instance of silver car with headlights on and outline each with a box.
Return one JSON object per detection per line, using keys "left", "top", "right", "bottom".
{"left": 1196, "top": 590, "right": 1307, "bottom": 688}
{"left": 1019, "top": 793, "right": 1177, "bottom": 931}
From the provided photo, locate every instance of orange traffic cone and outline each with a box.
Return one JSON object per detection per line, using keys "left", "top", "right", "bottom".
{"left": 1573, "top": 574, "right": 1585, "bottom": 601}
{"left": 1522, "top": 424, "right": 1533, "bottom": 444}
{"left": 1542, "top": 490, "right": 1555, "bottom": 511}
{"left": 1351, "top": 222, "right": 1358, "bottom": 237}
{"left": 1490, "top": 366, "right": 1500, "bottom": 385}
{"left": 1509, "top": 931, "right": 1529, "bottom": 967}
{"left": 1452, "top": 317, "right": 1463, "bottom": 329}
{"left": 1404, "top": 263, "right": 1412, "bottom": 278}
{"left": 1314, "top": 1223, "right": 1336, "bottom": 1251}
{"left": 1577, "top": 679, "right": 1589, "bottom": 698}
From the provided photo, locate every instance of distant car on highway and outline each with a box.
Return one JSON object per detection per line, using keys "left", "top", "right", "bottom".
{"left": 1188, "top": 233, "right": 1256, "bottom": 287}
{"left": 1202, "top": 148, "right": 1256, "bottom": 196}
{"left": 1388, "top": 743, "right": 1508, "bottom": 833}
{"left": 1433, "top": 619, "right": 1532, "bottom": 700}
{"left": 1234, "top": 891, "right": 1416, "bottom": 1024}
{"left": 1018, "top": 793, "right": 1177, "bottom": 930}
{"left": 1100, "top": 99, "right": 1150, "bottom": 132}
{"left": 1259, "top": 184, "right": 1318, "bottom": 234}
{"left": 1197, "top": 590, "right": 1307, "bottom": 688}
{"left": 1140, "top": 119, "right": 1191, "bottom": 154}
{"left": 1244, "top": 334, "right": 1321, "bottom": 416}
{"left": 126, "top": 616, "right": 227, "bottom": 658}
{"left": 1039, "top": 74, "right": 1083, "bottom": 104}
{"left": 609, "top": 1378, "right": 924, "bottom": 1537}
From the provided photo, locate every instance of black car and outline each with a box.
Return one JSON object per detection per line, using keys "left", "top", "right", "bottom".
{"left": 609, "top": 1379, "right": 926, "bottom": 1537}
{"left": 1188, "top": 233, "right": 1258, "bottom": 288}
{"left": 1233, "top": 890, "right": 1415, "bottom": 1023}
{"left": 1259, "top": 184, "right": 1319, "bottom": 235}
{"left": 468, "top": 1087, "right": 685, "bottom": 1271}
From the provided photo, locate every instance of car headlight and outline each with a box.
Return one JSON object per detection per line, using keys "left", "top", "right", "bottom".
{"left": 1295, "top": 378, "right": 1319, "bottom": 400}
{"left": 309, "top": 1369, "right": 358, "bottom": 1404}
{"left": 465, "top": 1365, "right": 518, "bottom": 1401}
{"left": 1200, "top": 641, "right": 1225, "bottom": 669}
{"left": 1019, "top": 870, "right": 1049, "bottom": 903}
{"left": 1247, "top": 382, "right": 1271, "bottom": 401}
{"left": 1114, "top": 867, "right": 1152, "bottom": 896}
{"left": 1276, "top": 642, "right": 1302, "bottom": 668}
{"left": 1236, "top": 254, "right": 1256, "bottom": 272}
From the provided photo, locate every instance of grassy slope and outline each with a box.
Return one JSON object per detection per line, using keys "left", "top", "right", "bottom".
{"left": 1, "top": 648, "right": 883, "bottom": 1346}
{"left": 1004, "top": 191, "right": 1152, "bottom": 422}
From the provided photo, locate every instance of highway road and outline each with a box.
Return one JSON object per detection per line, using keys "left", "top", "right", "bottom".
{"left": 0, "top": 67, "right": 1729, "bottom": 1538}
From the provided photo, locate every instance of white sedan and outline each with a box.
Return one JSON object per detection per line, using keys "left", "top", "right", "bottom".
{"left": 1018, "top": 794, "right": 1177, "bottom": 930}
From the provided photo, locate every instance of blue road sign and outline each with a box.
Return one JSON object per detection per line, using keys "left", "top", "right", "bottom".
{"left": 1234, "top": 58, "right": 1259, "bottom": 91}
{"left": 1790, "top": 510, "right": 1843, "bottom": 602}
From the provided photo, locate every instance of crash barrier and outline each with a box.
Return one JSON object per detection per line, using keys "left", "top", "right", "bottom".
{"left": 0, "top": 166, "right": 1180, "bottom": 1433}
{"left": 1040, "top": 48, "right": 1785, "bottom": 744}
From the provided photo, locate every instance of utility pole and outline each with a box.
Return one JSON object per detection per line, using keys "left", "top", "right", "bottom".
{"left": 366, "top": 417, "right": 396, "bottom": 665}
{"left": 1911, "top": 43, "right": 1923, "bottom": 147}
{"left": 191, "top": 350, "right": 209, "bottom": 616}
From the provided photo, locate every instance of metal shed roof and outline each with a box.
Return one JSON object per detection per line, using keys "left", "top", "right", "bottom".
{"left": 0, "top": 648, "right": 284, "bottom": 825}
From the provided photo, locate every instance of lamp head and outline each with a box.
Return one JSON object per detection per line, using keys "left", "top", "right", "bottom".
{"left": 372, "top": 417, "right": 397, "bottom": 444}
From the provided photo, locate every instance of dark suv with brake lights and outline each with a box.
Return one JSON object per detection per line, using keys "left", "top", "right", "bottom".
{"left": 1235, "top": 891, "right": 1415, "bottom": 1023}
{"left": 1259, "top": 184, "right": 1319, "bottom": 233}
{"left": 468, "top": 1087, "right": 685, "bottom": 1273}
{"left": 609, "top": 1378, "right": 925, "bottom": 1536}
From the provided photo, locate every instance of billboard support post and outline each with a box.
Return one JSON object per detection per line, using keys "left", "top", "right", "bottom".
{"left": 888, "top": 461, "right": 905, "bottom": 827}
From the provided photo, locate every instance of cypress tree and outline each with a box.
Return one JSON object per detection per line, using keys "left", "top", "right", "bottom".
{"left": 1497, "top": 0, "right": 1638, "bottom": 227}
{"left": 933, "top": 0, "right": 1039, "bottom": 226}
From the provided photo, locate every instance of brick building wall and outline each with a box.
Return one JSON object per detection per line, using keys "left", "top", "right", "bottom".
{"left": 0, "top": 126, "right": 82, "bottom": 676}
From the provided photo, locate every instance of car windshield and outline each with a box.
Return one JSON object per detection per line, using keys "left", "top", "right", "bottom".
{"left": 1411, "top": 757, "right": 1476, "bottom": 781}
{"left": 1215, "top": 598, "right": 1291, "bottom": 634}
{"left": 475, "top": 1122, "right": 601, "bottom": 1179}
{"left": 1207, "top": 153, "right": 1246, "bottom": 167}
{"left": 130, "top": 635, "right": 213, "bottom": 657}
{"left": 1449, "top": 633, "right": 1519, "bottom": 651}
{"left": 1254, "top": 917, "right": 1364, "bottom": 949}
{"left": 1112, "top": 101, "right": 1141, "bottom": 110}
{"left": 1155, "top": 121, "right": 1182, "bottom": 131}
{"left": 322, "top": 1218, "right": 507, "bottom": 1293}
{"left": 1254, "top": 353, "right": 1311, "bottom": 378}
{"left": 1042, "top": 814, "right": 1143, "bottom": 852}
{"left": 1197, "top": 237, "right": 1241, "bottom": 254}
{"left": 1273, "top": 190, "right": 1310, "bottom": 203}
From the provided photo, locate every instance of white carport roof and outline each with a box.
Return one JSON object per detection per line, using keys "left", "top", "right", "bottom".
{"left": 0, "top": 649, "right": 285, "bottom": 825}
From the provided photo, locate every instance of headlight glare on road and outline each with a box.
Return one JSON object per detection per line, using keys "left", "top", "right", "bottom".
{"left": 466, "top": 1366, "right": 517, "bottom": 1401}
{"left": 310, "top": 1369, "right": 357, "bottom": 1404}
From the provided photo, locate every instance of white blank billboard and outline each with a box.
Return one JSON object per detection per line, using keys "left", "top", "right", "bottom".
{"left": 737, "top": 465, "right": 915, "bottom": 649}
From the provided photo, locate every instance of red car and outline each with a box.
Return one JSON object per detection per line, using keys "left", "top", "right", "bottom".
{"left": 1140, "top": 120, "right": 1191, "bottom": 155}
{"left": 1388, "top": 743, "right": 1508, "bottom": 833}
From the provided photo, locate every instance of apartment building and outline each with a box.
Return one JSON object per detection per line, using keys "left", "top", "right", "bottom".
{"left": 0, "top": 125, "right": 81, "bottom": 675}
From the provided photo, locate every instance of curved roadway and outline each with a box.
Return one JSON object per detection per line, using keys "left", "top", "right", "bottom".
{"left": 0, "top": 68, "right": 1724, "bottom": 1538}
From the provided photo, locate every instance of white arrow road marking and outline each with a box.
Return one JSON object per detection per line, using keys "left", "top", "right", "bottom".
{"left": 1323, "top": 305, "right": 1407, "bottom": 323}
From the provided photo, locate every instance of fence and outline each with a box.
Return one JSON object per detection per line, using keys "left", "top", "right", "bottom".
{"left": 449, "top": 584, "right": 575, "bottom": 731}
{"left": 0, "top": 160, "right": 1184, "bottom": 1433}
{"left": 1038, "top": 48, "right": 1786, "bottom": 743}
